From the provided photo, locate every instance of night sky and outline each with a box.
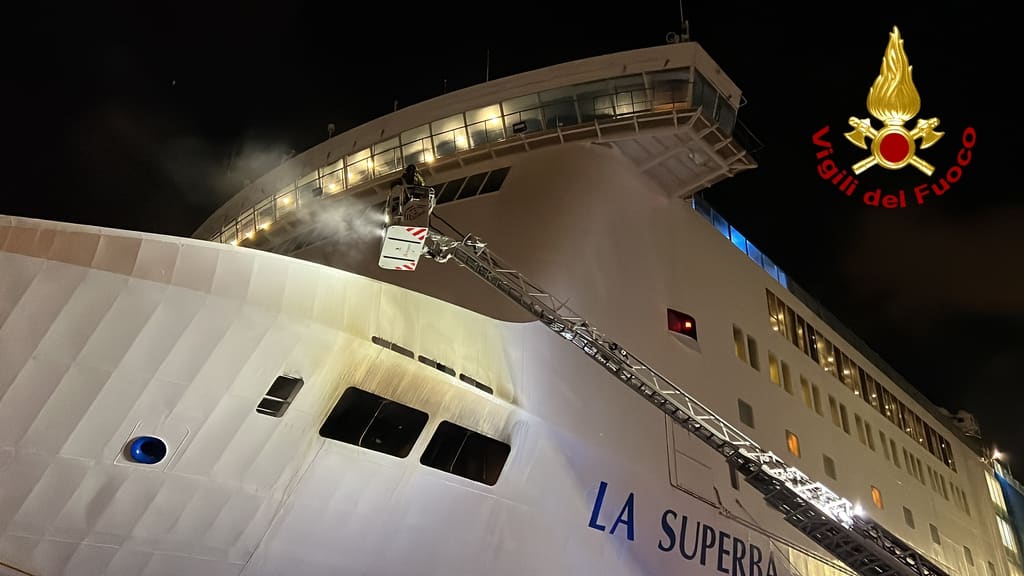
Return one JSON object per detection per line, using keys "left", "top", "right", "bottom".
{"left": 6, "top": 3, "right": 1022, "bottom": 466}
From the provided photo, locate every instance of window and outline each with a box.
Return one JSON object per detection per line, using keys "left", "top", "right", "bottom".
{"left": 871, "top": 485, "right": 884, "bottom": 509}
{"left": 458, "top": 373, "right": 493, "bottom": 395}
{"left": 800, "top": 377, "right": 813, "bottom": 410}
{"left": 420, "top": 421, "right": 511, "bottom": 486}
{"left": 881, "top": 431, "right": 890, "bottom": 461}
{"left": 855, "top": 414, "right": 866, "bottom": 445}
{"left": 823, "top": 454, "right": 837, "bottom": 480}
{"left": 781, "top": 361, "right": 793, "bottom": 394}
{"left": 891, "top": 439, "right": 901, "bottom": 469}
{"left": 319, "top": 387, "right": 429, "bottom": 458}
{"left": 768, "top": 353, "right": 780, "bottom": 386}
{"left": 733, "top": 325, "right": 747, "bottom": 362}
{"left": 998, "top": 516, "right": 1019, "bottom": 556}
{"left": 812, "top": 384, "right": 823, "bottom": 416}
{"left": 372, "top": 335, "right": 414, "bottom": 359}
{"left": 419, "top": 355, "right": 456, "bottom": 377}
{"left": 256, "top": 375, "right": 304, "bottom": 418}
{"left": 839, "top": 404, "right": 850, "bottom": 434}
{"left": 786, "top": 430, "right": 800, "bottom": 458}
{"left": 963, "top": 545, "right": 974, "bottom": 567}
{"left": 987, "top": 472, "right": 1008, "bottom": 514}
{"left": 478, "top": 167, "right": 510, "bottom": 196}
{"left": 829, "top": 395, "right": 841, "bottom": 428}
{"left": 738, "top": 399, "right": 755, "bottom": 428}
{"left": 667, "top": 309, "right": 698, "bottom": 340}
{"left": 903, "top": 506, "right": 915, "bottom": 529}
{"left": 865, "top": 422, "right": 876, "bottom": 451}
{"left": 747, "top": 336, "right": 760, "bottom": 370}
{"left": 929, "top": 523, "right": 940, "bottom": 545}
{"left": 764, "top": 290, "right": 958, "bottom": 472}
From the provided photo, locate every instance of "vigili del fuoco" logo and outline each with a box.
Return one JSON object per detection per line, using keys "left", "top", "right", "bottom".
{"left": 812, "top": 27, "right": 976, "bottom": 208}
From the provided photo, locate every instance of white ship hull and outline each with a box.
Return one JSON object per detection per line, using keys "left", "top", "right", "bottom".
{"left": 0, "top": 208, "right": 819, "bottom": 575}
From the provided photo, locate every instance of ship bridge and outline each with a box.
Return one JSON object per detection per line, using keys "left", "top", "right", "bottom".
{"left": 194, "top": 41, "right": 759, "bottom": 251}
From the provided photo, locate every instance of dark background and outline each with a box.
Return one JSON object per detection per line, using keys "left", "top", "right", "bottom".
{"left": 5, "top": 3, "right": 1021, "bottom": 466}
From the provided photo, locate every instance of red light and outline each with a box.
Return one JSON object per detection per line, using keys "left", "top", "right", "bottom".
{"left": 667, "top": 308, "right": 697, "bottom": 340}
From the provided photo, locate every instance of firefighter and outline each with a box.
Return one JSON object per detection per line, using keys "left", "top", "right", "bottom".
{"left": 401, "top": 164, "right": 426, "bottom": 187}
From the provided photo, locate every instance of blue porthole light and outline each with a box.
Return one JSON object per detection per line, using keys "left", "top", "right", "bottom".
{"left": 128, "top": 436, "right": 167, "bottom": 464}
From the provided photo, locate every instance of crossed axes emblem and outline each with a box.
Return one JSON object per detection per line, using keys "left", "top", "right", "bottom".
{"left": 844, "top": 117, "right": 943, "bottom": 176}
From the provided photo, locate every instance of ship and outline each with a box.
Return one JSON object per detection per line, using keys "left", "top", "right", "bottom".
{"left": 1, "top": 37, "right": 1022, "bottom": 576}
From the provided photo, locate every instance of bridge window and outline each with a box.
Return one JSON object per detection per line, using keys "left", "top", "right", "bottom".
{"left": 871, "top": 485, "right": 883, "bottom": 509}
{"left": 929, "top": 523, "right": 940, "bottom": 545}
{"left": 420, "top": 421, "right": 511, "bottom": 486}
{"left": 319, "top": 387, "right": 428, "bottom": 459}
{"left": 479, "top": 167, "right": 510, "bottom": 196}
{"left": 256, "top": 375, "right": 303, "bottom": 418}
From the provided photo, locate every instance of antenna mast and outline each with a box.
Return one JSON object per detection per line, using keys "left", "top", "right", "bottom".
{"left": 678, "top": 0, "right": 690, "bottom": 41}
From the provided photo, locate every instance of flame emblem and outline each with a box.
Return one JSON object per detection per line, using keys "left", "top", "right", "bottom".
{"left": 844, "top": 27, "right": 943, "bottom": 175}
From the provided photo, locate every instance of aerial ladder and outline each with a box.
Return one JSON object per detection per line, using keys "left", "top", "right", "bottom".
{"left": 377, "top": 184, "right": 949, "bottom": 576}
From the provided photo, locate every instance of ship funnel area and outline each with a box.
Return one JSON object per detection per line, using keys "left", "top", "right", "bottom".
{"left": 383, "top": 216, "right": 951, "bottom": 576}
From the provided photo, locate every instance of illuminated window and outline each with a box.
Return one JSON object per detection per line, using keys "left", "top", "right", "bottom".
{"left": 998, "top": 516, "right": 1019, "bottom": 556}
{"left": 733, "top": 325, "right": 747, "bottom": 362}
{"left": 871, "top": 485, "right": 884, "bottom": 509}
{"left": 786, "top": 430, "right": 800, "bottom": 458}
{"left": 768, "top": 353, "right": 780, "bottom": 386}
{"left": 667, "top": 309, "right": 698, "bottom": 340}
{"left": 986, "top": 472, "right": 1008, "bottom": 514}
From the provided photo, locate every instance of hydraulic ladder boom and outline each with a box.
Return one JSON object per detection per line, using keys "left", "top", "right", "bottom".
{"left": 416, "top": 223, "right": 949, "bottom": 576}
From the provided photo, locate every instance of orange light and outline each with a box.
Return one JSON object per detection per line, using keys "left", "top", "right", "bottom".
{"left": 684, "top": 321, "right": 692, "bottom": 330}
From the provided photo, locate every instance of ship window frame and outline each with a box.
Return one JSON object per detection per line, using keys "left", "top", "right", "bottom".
{"left": 420, "top": 420, "right": 511, "bottom": 486}
{"left": 256, "top": 375, "right": 304, "bottom": 418}
{"left": 737, "top": 398, "right": 755, "bottom": 429}
{"left": 319, "top": 387, "right": 429, "bottom": 459}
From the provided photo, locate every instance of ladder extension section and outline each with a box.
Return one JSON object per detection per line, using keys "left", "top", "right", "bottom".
{"left": 427, "top": 230, "right": 948, "bottom": 576}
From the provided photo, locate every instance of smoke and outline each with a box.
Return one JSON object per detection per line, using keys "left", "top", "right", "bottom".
{"left": 279, "top": 190, "right": 388, "bottom": 266}
{"left": 158, "top": 134, "right": 295, "bottom": 207}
